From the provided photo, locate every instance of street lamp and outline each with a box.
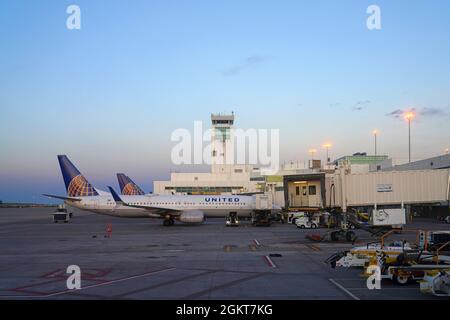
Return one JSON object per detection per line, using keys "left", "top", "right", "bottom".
{"left": 322, "top": 143, "right": 332, "bottom": 164}
{"left": 372, "top": 130, "right": 378, "bottom": 156}
{"left": 404, "top": 112, "right": 415, "bottom": 163}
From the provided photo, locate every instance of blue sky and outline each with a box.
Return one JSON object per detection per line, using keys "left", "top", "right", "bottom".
{"left": 1, "top": 0, "right": 449, "bottom": 202}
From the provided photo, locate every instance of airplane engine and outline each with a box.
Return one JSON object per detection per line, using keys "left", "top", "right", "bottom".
{"left": 179, "top": 211, "right": 205, "bottom": 223}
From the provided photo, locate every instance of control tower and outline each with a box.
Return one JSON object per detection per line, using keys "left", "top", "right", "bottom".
{"left": 153, "top": 112, "right": 264, "bottom": 196}
{"left": 211, "top": 113, "right": 234, "bottom": 173}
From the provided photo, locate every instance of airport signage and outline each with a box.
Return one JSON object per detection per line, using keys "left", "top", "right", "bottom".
{"left": 376, "top": 184, "right": 393, "bottom": 192}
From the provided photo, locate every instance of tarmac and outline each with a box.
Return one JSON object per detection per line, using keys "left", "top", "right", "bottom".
{"left": 0, "top": 207, "right": 449, "bottom": 300}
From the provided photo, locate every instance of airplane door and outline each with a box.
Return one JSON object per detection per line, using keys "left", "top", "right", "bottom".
{"left": 292, "top": 186, "right": 302, "bottom": 207}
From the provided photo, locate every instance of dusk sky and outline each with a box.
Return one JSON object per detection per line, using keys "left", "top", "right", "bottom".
{"left": 1, "top": 0, "right": 449, "bottom": 203}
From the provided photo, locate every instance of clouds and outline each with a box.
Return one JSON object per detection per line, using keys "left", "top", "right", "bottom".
{"left": 352, "top": 100, "right": 371, "bottom": 111}
{"left": 328, "top": 100, "right": 371, "bottom": 111}
{"left": 329, "top": 102, "right": 340, "bottom": 108}
{"left": 420, "top": 107, "right": 446, "bottom": 116}
{"left": 222, "top": 55, "right": 266, "bottom": 76}
{"left": 385, "top": 107, "right": 448, "bottom": 119}
{"left": 385, "top": 109, "right": 405, "bottom": 118}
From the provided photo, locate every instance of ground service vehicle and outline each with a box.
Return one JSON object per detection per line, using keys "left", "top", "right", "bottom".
{"left": 226, "top": 212, "right": 239, "bottom": 227}
{"left": 51, "top": 205, "right": 71, "bottom": 223}
{"left": 296, "top": 216, "right": 319, "bottom": 229}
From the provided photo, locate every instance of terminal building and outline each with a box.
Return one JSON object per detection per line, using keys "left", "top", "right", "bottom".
{"left": 381, "top": 154, "right": 450, "bottom": 172}
{"left": 154, "top": 113, "right": 450, "bottom": 217}
{"left": 282, "top": 153, "right": 450, "bottom": 218}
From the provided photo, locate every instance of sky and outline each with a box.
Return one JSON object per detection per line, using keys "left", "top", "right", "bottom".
{"left": 1, "top": 0, "right": 449, "bottom": 203}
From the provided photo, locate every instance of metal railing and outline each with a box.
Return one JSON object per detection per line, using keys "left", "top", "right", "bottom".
{"left": 434, "top": 241, "right": 450, "bottom": 264}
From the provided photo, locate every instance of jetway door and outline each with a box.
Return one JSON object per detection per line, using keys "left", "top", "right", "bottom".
{"left": 291, "top": 185, "right": 309, "bottom": 207}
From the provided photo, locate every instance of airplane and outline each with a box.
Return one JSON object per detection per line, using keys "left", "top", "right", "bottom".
{"left": 44, "top": 155, "right": 281, "bottom": 226}
{"left": 117, "top": 173, "right": 146, "bottom": 195}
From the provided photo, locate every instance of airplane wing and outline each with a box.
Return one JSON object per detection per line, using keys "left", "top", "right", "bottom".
{"left": 42, "top": 194, "right": 82, "bottom": 202}
{"left": 107, "top": 186, "right": 182, "bottom": 216}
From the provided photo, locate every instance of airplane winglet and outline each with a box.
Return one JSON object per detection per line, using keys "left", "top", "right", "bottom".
{"left": 108, "top": 186, "right": 124, "bottom": 204}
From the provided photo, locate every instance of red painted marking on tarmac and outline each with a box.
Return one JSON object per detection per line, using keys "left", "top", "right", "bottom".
{"left": 10, "top": 268, "right": 111, "bottom": 296}
{"left": 264, "top": 256, "right": 277, "bottom": 268}
{"left": 308, "top": 244, "right": 321, "bottom": 252}
{"left": 45, "top": 267, "right": 176, "bottom": 298}
{"left": 7, "top": 268, "right": 175, "bottom": 298}
{"left": 36, "top": 268, "right": 112, "bottom": 280}
{"left": 10, "top": 277, "right": 106, "bottom": 295}
{"left": 40, "top": 269, "right": 62, "bottom": 278}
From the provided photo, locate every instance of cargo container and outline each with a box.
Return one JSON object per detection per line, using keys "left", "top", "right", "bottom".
{"left": 255, "top": 193, "right": 273, "bottom": 210}
{"left": 370, "top": 207, "right": 406, "bottom": 227}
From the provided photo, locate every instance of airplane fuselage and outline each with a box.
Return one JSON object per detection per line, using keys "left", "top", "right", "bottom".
{"left": 66, "top": 194, "right": 257, "bottom": 218}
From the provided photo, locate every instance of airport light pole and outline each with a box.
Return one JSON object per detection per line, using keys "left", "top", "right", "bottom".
{"left": 404, "top": 112, "right": 415, "bottom": 163}
{"left": 372, "top": 130, "right": 378, "bottom": 156}
{"left": 322, "top": 143, "right": 332, "bottom": 164}
{"left": 308, "top": 148, "right": 317, "bottom": 168}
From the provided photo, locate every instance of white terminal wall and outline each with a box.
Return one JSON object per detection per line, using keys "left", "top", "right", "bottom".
{"left": 327, "top": 169, "right": 450, "bottom": 208}
{"left": 153, "top": 171, "right": 260, "bottom": 195}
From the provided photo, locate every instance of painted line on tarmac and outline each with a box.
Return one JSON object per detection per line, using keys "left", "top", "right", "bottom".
{"left": 253, "top": 239, "right": 261, "bottom": 246}
{"left": 2, "top": 268, "right": 176, "bottom": 299}
{"left": 307, "top": 244, "right": 321, "bottom": 252}
{"left": 113, "top": 269, "right": 218, "bottom": 299}
{"left": 328, "top": 278, "right": 360, "bottom": 300}
{"left": 345, "top": 287, "right": 419, "bottom": 291}
{"left": 46, "top": 267, "right": 177, "bottom": 297}
{"left": 264, "top": 255, "right": 277, "bottom": 268}
{"left": 183, "top": 272, "right": 268, "bottom": 299}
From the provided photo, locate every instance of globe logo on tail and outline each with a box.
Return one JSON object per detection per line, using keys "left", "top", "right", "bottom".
{"left": 122, "top": 183, "right": 145, "bottom": 195}
{"left": 68, "top": 175, "right": 98, "bottom": 197}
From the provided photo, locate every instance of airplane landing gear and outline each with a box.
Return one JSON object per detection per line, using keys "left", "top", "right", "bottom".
{"left": 163, "top": 218, "right": 175, "bottom": 226}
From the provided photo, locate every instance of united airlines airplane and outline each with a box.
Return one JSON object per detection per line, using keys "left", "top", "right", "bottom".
{"left": 44, "top": 155, "right": 279, "bottom": 226}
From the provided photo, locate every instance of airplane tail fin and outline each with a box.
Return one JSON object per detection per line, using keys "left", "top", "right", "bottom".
{"left": 117, "top": 173, "right": 145, "bottom": 195}
{"left": 57, "top": 155, "right": 99, "bottom": 197}
{"left": 108, "top": 186, "right": 124, "bottom": 205}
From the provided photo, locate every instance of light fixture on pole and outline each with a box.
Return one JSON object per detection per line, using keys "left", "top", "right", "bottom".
{"left": 372, "top": 130, "right": 378, "bottom": 156}
{"left": 322, "top": 143, "right": 332, "bottom": 164}
{"left": 404, "top": 112, "right": 415, "bottom": 163}
{"left": 308, "top": 148, "right": 317, "bottom": 168}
